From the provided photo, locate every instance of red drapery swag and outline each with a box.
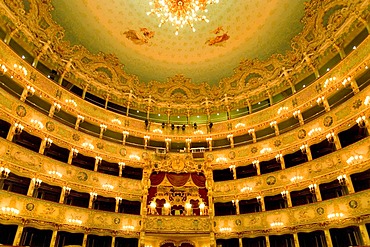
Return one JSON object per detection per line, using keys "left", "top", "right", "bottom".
{"left": 150, "top": 172, "right": 206, "bottom": 187}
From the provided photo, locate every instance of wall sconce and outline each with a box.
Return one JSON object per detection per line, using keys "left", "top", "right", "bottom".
{"left": 14, "top": 123, "right": 24, "bottom": 135}
{"left": 323, "top": 77, "right": 337, "bottom": 88}
{"left": 326, "top": 132, "right": 335, "bottom": 143}
{"left": 235, "top": 123, "right": 245, "bottom": 129}
{"left": 48, "top": 170, "right": 62, "bottom": 178}
{"left": 248, "top": 128, "right": 255, "bottom": 135}
{"left": 122, "top": 131, "right": 129, "bottom": 136}
{"left": 129, "top": 154, "right": 140, "bottom": 161}
{"left": 65, "top": 99, "right": 77, "bottom": 107}
{"left": 199, "top": 202, "right": 206, "bottom": 215}
{"left": 227, "top": 134, "right": 233, "bottom": 140}
{"left": 252, "top": 160, "right": 259, "bottom": 169}
{"left": 1, "top": 207, "right": 19, "bottom": 216}
{"left": 229, "top": 164, "right": 235, "bottom": 172}
{"left": 194, "top": 130, "right": 204, "bottom": 135}
{"left": 316, "top": 96, "right": 325, "bottom": 106}
{"left": 90, "top": 192, "right": 98, "bottom": 201}
{"left": 0, "top": 64, "right": 8, "bottom": 74}
{"left": 144, "top": 135, "right": 151, "bottom": 140}
{"left": 290, "top": 176, "right": 303, "bottom": 183}
{"left": 260, "top": 147, "right": 272, "bottom": 154}
{"left": 275, "top": 153, "right": 283, "bottom": 163}
{"left": 185, "top": 138, "right": 192, "bottom": 143}
{"left": 153, "top": 128, "right": 162, "bottom": 134}
{"left": 95, "top": 156, "right": 102, "bottom": 165}
{"left": 216, "top": 157, "right": 227, "bottom": 163}
{"left": 231, "top": 198, "right": 238, "bottom": 207}
{"left": 270, "top": 121, "right": 277, "bottom": 128}
{"left": 341, "top": 76, "right": 351, "bottom": 86}
{"left": 115, "top": 196, "right": 122, "bottom": 204}
{"left": 300, "top": 144, "right": 308, "bottom": 154}
{"left": 30, "top": 119, "right": 44, "bottom": 130}
{"left": 308, "top": 127, "right": 322, "bottom": 136}
{"left": 293, "top": 110, "right": 301, "bottom": 118}
{"left": 53, "top": 102, "right": 61, "bottom": 112}
{"left": 281, "top": 190, "right": 288, "bottom": 200}
{"left": 63, "top": 186, "right": 71, "bottom": 196}
{"left": 44, "top": 137, "right": 53, "bottom": 148}
{"left": 26, "top": 85, "right": 35, "bottom": 97}
{"left": 346, "top": 154, "right": 363, "bottom": 165}
{"left": 220, "top": 227, "right": 232, "bottom": 232}
{"left": 102, "top": 183, "right": 114, "bottom": 191}
{"left": 0, "top": 167, "right": 10, "bottom": 179}
{"left": 67, "top": 218, "right": 82, "bottom": 224}
{"left": 270, "top": 221, "right": 284, "bottom": 227}
{"left": 122, "top": 225, "right": 135, "bottom": 231}
{"left": 32, "top": 178, "right": 42, "bottom": 188}
{"left": 71, "top": 148, "right": 79, "bottom": 158}
{"left": 77, "top": 115, "right": 85, "bottom": 122}
{"left": 308, "top": 183, "right": 317, "bottom": 194}
{"left": 82, "top": 142, "right": 94, "bottom": 150}
{"left": 118, "top": 162, "right": 126, "bottom": 169}
{"left": 14, "top": 64, "right": 28, "bottom": 76}
{"left": 111, "top": 119, "right": 121, "bottom": 125}
{"left": 100, "top": 124, "right": 107, "bottom": 132}
{"left": 150, "top": 201, "right": 156, "bottom": 209}
{"left": 364, "top": 96, "right": 370, "bottom": 106}
{"left": 337, "top": 174, "right": 347, "bottom": 186}
{"left": 240, "top": 186, "right": 252, "bottom": 193}
{"left": 356, "top": 115, "right": 367, "bottom": 128}
{"left": 206, "top": 137, "right": 212, "bottom": 142}
{"left": 327, "top": 212, "right": 344, "bottom": 219}
{"left": 277, "top": 106, "right": 289, "bottom": 115}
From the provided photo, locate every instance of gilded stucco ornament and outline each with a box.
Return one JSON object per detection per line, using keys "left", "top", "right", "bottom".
{"left": 0, "top": 0, "right": 368, "bottom": 114}
{"left": 153, "top": 153, "right": 203, "bottom": 173}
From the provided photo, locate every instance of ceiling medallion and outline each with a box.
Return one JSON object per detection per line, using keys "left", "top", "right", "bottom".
{"left": 147, "top": 0, "right": 219, "bottom": 35}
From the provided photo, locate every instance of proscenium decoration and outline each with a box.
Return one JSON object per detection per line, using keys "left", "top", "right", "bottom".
{"left": 147, "top": 0, "right": 219, "bottom": 35}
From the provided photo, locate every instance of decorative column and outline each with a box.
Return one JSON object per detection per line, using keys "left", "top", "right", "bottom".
{"left": 293, "top": 110, "right": 304, "bottom": 126}
{"left": 82, "top": 84, "right": 89, "bottom": 99}
{"left": 275, "top": 153, "right": 285, "bottom": 169}
{"left": 248, "top": 128, "right": 256, "bottom": 143}
{"left": 12, "top": 224, "right": 24, "bottom": 246}
{"left": 4, "top": 26, "right": 20, "bottom": 44}
{"left": 20, "top": 85, "right": 35, "bottom": 102}
{"left": 125, "top": 90, "right": 135, "bottom": 116}
{"left": 229, "top": 165, "right": 236, "bottom": 180}
{"left": 359, "top": 224, "right": 370, "bottom": 246}
{"left": 338, "top": 174, "right": 355, "bottom": 194}
{"left": 82, "top": 233, "right": 88, "bottom": 247}
{"left": 185, "top": 138, "right": 191, "bottom": 153}
{"left": 280, "top": 67, "right": 296, "bottom": 93}
{"left": 253, "top": 160, "right": 261, "bottom": 176}
{"left": 111, "top": 236, "right": 116, "bottom": 247}
{"left": 233, "top": 198, "right": 240, "bottom": 215}
{"left": 122, "top": 131, "right": 129, "bottom": 145}
{"left": 281, "top": 190, "right": 292, "bottom": 208}
{"left": 293, "top": 233, "right": 300, "bottom": 247}
{"left": 316, "top": 96, "right": 330, "bottom": 112}
{"left": 309, "top": 183, "right": 322, "bottom": 202}
{"left": 39, "top": 137, "right": 52, "bottom": 155}
{"left": 50, "top": 229, "right": 58, "bottom": 247}
{"left": 257, "top": 195, "right": 265, "bottom": 211}
{"left": 302, "top": 52, "right": 319, "bottom": 78}
{"left": 59, "top": 186, "right": 71, "bottom": 204}
{"left": 49, "top": 102, "right": 61, "bottom": 117}
{"left": 239, "top": 238, "right": 243, "bottom": 247}
{"left": 206, "top": 137, "right": 213, "bottom": 151}
{"left": 75, "top": 115, "right": 84, "bottom": 130}
{"left": 165, "top": 138, "right": 171, "bottom": 152}
{"left": 265, "top": 236, "right": 270, "bottom": 247}
{"left": 118, "top": 162, "right": 125, "bottom": 177}
{"left": 115, "top": 196, "right": 122, "bottom": 213}
{"left": 99, "top": 124, "right": 107, "bottom": 138}
{"left": 7, "top": 122, "right": 24, "bottom": 141}
{"left": 266, "top": 90, "right": 273, "bottom": 105}
{"left": 68, "top": 148, "right": 78, "bottom": 164}
{"left": 144, "top": 135, "right": 150, "bottom": 149}
{"left": 201, "top": 97, "right": 212, "bottom": 123}
{"left": 300, "top": 144, "right": 312, "bottom": 161}
{"left": 94, "top": 156, "right": 102, "bottom": 172}
{"left": 227, "top": 134, "right": 234, "bottom": 148}
{"left": 32, "top": 40, "right": 52, "bottom": 67}
{"left": 88, "top": 192, "right": 97, "bottom": 209}
{"left": 58, "top": 59, "right": 75, "bottom": 85}
{"left": 270, "top": 121, "right": 279, "bottom": 136}
{"left": 27, "top": 178, "right": 42, "bottom": 197}
{"left": 332, "top": 42, "right": 346, "bottom": 59}
{"left": 246, "top": 99, "right": 252, "bottom": 114}
{"left": 324, "top": 229, "right": 333, "bottom": 247}
{"left": 104, "top": 95, "right": 109, "bottom": 109}
{"left": 222, "top": 94, "right": 232, "bottom": 120}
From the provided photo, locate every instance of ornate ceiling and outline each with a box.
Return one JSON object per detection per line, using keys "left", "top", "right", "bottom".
{"left": 50, "top": 0, "right": 306, "bottom": 85}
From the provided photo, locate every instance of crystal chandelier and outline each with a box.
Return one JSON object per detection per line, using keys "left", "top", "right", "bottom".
{"left": 147, "top": 0, "right": 219, "bottom": 35}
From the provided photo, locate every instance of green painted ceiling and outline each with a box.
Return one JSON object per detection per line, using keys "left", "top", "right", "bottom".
{"left": 51, "top": 0, "right": 306, "bottom": 85}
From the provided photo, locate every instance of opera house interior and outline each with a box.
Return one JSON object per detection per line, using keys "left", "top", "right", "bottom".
{"left": 1, "top": 0, "right": 370, "bottom": 246}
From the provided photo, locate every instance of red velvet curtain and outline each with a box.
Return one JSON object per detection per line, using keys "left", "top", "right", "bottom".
{"left": 191, "top": 173, "right": 206, "bottom": 187}
{"left": 166, "top": 173, "right": 190, "bottom": 187}
{"left": 150, "top": 172, "right": 166, "bottom": 186}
